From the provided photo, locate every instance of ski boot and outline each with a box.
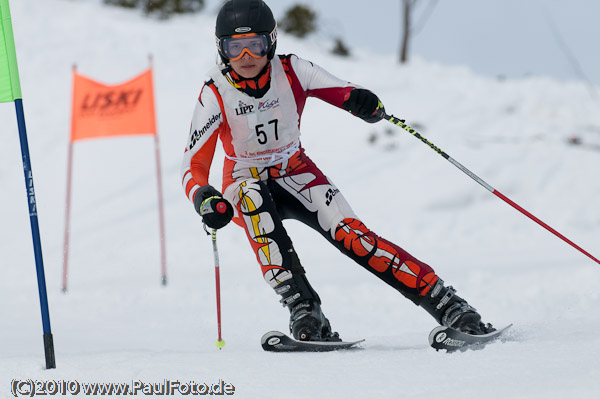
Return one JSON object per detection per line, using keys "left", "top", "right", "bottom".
{"left": 289, "top": 300, "right": 340, "bottom": 342}
{"left": 420, "top": 279, "right": 495, "bottom": 335}
{"left": 274, "top": 273, "right": 341, "bottom": 342}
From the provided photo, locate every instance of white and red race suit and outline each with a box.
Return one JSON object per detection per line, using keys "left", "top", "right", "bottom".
{"left": 181, "top": 54, "right": 439, "bottom": 304}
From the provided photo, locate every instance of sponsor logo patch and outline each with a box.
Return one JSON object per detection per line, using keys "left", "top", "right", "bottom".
{"left": 325, "top": 188, "right": 340, "bottom": 206}
{"left": 258, "top": 98, "right": 280, "bottom": 112}
{"left": 189, "top": 113, "right": 221, "bottom": 149}
{"left": 235, "top": 100, "right": 255, "bottom": 116}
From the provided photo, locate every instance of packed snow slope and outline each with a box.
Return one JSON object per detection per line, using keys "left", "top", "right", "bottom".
{"left": 1, "top": 1, "right": 599, "bottom": 398}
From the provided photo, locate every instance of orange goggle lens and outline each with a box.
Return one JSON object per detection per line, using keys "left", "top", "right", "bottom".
{"left": 221, "top": 34, "right": 270, "bottom": 61}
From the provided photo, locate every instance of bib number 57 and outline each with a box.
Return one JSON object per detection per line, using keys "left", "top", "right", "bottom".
{"left": 256, "top": 119, "right": 279, "bottom": 145}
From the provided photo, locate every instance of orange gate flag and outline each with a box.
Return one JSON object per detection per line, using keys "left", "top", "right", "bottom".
{"left": 71, "top": 68, "right": 156, "bottom": 141}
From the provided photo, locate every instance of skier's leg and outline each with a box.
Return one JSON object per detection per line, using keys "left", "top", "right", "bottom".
{"left": 333, "top": 220, "right": 494, "bottom": 333}
{"left": 223, "top": 177, "right": 340, "bottom": 341}
{"left": 269, "top": 153, "right": 493, "bottom": 334}
{"left": 267, "top": 154, "right": 438, "bottom": 302}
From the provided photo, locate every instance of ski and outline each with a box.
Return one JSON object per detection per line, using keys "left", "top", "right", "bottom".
{"left": 261, "top": 331, "right": 364, "bottom": 353}
{"left": 429, "top": 324, "right": 512, "bottom": 352}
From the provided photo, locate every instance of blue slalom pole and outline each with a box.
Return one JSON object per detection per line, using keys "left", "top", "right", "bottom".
{"left": 14, "top": 98, "right": 56, "bottom": 369}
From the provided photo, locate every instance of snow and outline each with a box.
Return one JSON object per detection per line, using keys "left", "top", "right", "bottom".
{"left": 1, "top": 0, "right": 600, "bottom": 398}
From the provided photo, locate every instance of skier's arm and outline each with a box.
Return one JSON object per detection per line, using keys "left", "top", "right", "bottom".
{"left": 181, "top": 85, "right": 233, "bottom": 229}
{"left": 290, "top": 55, "right": 383, "bottom": 123}
{"left": 289, "top": 55, "right": 354, "bottom": 108}
{"left": 181, "top": 85, "right": 223, "bottom": 204}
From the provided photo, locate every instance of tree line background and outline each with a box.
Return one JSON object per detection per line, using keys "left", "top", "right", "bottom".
{"left": 102, "top": 0, "right": 433, "bottom": 61}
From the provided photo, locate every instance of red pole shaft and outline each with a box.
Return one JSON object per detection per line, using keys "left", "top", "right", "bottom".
{"left": 154, "top": 135, "right": 167, "bottom": 285}
{"left": 62, "top": 137, "right": 74, "bottom": 292}
{"left": 215, "top": 263, "right": 222, "bottom": 341}
{"left": 493, "top": 190, "right": 599, "bottom": 264}
{"left": 212, "top": 229, "right": 223, "bottom": 342}
{"left": 148, "top": 58, "right": 167, "bottom": 285}
{"left": 382, "top": 112, "right": 599, "bottom": 265}
{"left": 63, "top": 65, "right": 78, "bottom": 293}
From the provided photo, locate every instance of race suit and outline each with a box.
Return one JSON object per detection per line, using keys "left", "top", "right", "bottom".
{"left": 181, "top": 54, "right": 439, "bottom": 305}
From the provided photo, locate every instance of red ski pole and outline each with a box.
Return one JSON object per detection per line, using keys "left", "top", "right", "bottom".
{"left": 211, "top": 228, "right": 225, "bottom": 349}
{"left": 202, "top": 198, "right": 229, "bottom": 349}
{"left": 379, "top": 111, "right": 599, "bottom": 265}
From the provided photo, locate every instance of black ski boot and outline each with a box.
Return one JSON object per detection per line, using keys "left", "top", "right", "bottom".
{"left": 274, "top": 273, "right": 341, "bottom": 342}
{"left": 420, "top": 279, "right": 495, "bottom": 335}
{"left": 289, "top": 300, "right": 340, "bottom": 342}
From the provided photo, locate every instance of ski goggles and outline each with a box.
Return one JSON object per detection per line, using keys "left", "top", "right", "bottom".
{"left": 219, "top": 33, "right": 271, "bottom": 61}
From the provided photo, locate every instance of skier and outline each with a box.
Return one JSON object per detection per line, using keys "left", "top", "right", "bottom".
{"left": 181, "top": 0, "right": 494, "bottom": 342}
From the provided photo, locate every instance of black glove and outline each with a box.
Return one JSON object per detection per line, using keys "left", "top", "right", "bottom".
{"left": 194, "top": 185, "right": 233, "bottom": 230}
{"left": 342, "top": 88, "right": 384, "bottom": 123}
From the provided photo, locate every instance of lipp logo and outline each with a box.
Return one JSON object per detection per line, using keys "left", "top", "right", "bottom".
{"left": 235, "top": 100, "right": 254, "bottom": 116}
